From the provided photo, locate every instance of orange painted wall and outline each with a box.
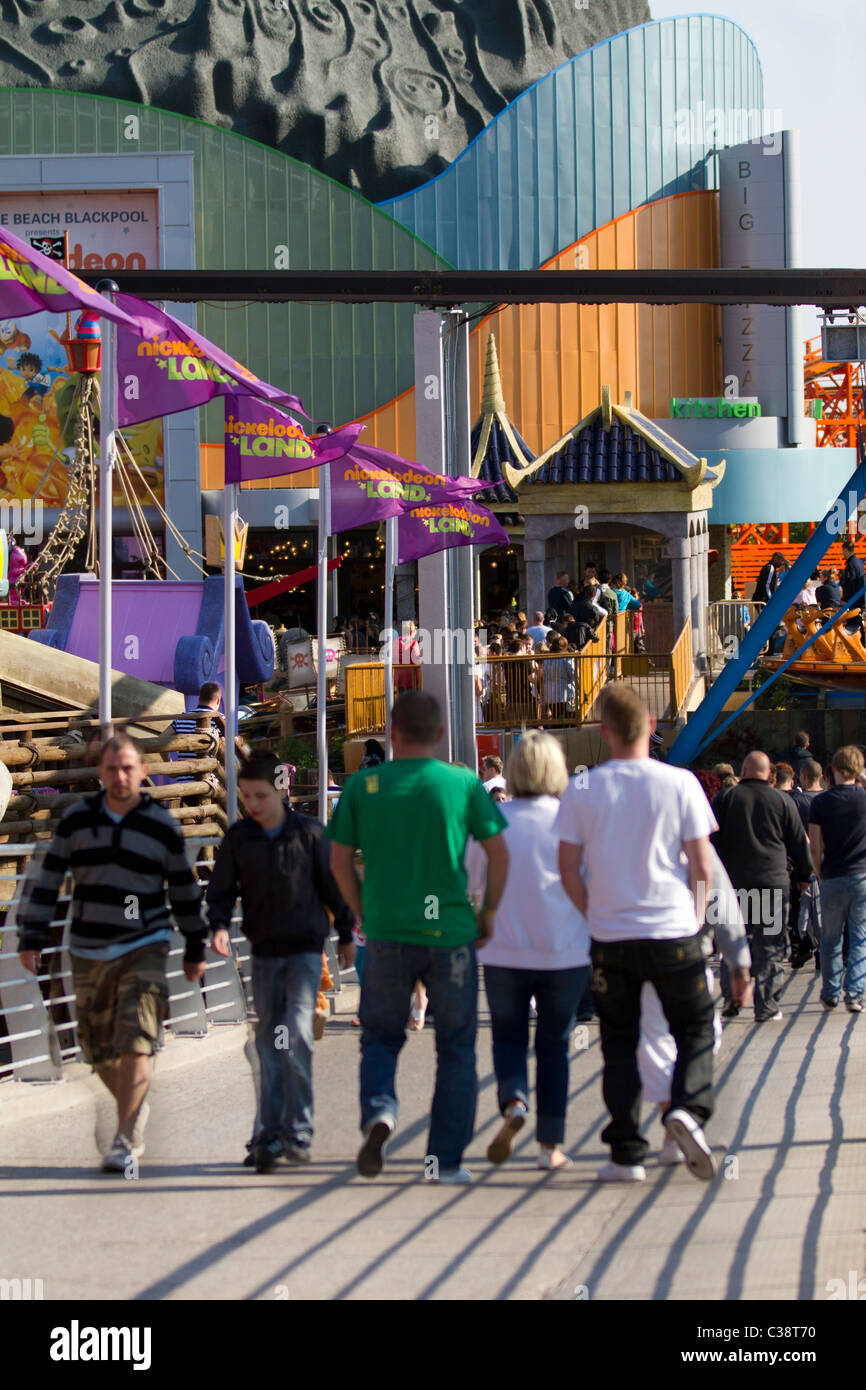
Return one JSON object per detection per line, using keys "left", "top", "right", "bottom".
{"left": 353, "top": 190, "right": 721, "bottom": 460}
{"left": 201, "top": 190, "right": 720, "bottom": 485}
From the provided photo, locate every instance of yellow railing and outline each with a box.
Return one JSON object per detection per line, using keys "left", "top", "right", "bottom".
{"left": 670, "top": 619, "right": 694, "bottom": 716}
{"left": 345, "top": 626, "right": 693, "bottom": 737}
{"left": 478, "top": 645, "right": 608, "bottom": 727}
{"left": 345, "top": 663, "right": 422, "bottom": 735}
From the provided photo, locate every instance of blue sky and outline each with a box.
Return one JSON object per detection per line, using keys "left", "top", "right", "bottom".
{"left": 650, "top": 1, "right": 866, "bottom": 337}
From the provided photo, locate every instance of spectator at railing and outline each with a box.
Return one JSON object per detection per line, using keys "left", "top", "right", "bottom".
{"left": 753, "top": 551, "right": 788, "bottom": 606}
{"left": 526, "top": 610, "right": 552, "bottom": 649}
{"left": 539, "top": 636, "right": 576, "bottom": 719}
{"left": 815, "top": 569, "right": 842, "bottom": 608}
{"left": 547, "top": 571, "right": 574, "bottom": 619}
{"left": 795, "top": 571, "right": 821, "bottom": 606}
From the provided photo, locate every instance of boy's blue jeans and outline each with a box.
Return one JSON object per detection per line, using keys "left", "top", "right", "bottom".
{"left": 359, "top": 938, "right": 478, "bottom": 1173}
{"left": 251, "top": 952, "right": 321, "bottom": 1151}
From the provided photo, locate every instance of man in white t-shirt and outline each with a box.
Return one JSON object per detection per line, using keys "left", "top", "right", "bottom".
{"left": 557, "top": 684, "right": 718, "bottom": 1183}
{"left": 481, "top": 755, "right": 507, "bottom": 793}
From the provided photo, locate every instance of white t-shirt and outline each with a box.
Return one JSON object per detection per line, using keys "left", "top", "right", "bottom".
{"left": 555, "top": 758, "right": 717, "bottom": 942}
{"left": 465, "top": 797, "right": 590, "bottom": 969}
{"left": 482, "top": 774, "right": 507, "bottom": 792}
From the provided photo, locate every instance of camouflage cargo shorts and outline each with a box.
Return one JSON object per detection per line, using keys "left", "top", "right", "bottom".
{"left": 71, "top": 941, "right": 170, "bottom": 1067}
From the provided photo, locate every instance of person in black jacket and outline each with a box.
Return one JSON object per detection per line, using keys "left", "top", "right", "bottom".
{"left": 207, "top": 752, "right": 356, "bottom": 1172}
{"left": 840, "top": 540, "right": 865, "bottom": 604}
{"left": 546, "top": 571, "right": 574, "bottom": 619}
{"left": 753, "top": 551, "right": 788, "bottom": 606}
{"left": 712, "top": 750, "right": 813, "bottom": 1021}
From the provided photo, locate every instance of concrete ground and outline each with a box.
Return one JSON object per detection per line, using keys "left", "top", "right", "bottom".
{"left": 0, "top": 964, "right": 863, "bottom": 1302}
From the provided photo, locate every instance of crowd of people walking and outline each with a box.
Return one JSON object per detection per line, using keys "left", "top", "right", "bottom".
{"left": 15, "top": 691, "right": 863, "bottom": 1188}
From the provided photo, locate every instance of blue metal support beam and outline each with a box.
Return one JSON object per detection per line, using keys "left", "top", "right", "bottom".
{"left": 667, "top": 452, "right": 866, "bottom": 766}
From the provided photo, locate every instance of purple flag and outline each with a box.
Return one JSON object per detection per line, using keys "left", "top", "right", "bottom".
{"left": 329, "top": 441, "right": 488, "bottom": 535}
{"left": 224, "top": 396, "right": 362, "bottom": 483}
{"left": 0, "top": 225, "right": 144, "bottom": 329}
{"left": 397, "top": 497, "right": 510, "bottom": 564}
{"left": 114, "top": 292, "right": 306, "bottom": 427}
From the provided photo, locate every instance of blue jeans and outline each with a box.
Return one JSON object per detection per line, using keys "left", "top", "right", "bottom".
{"left": 251, "top": 952, "right": 321, "bottom": 1150}
{"left": 819, "top": 874, "right": 866, "bottom": 1003}
{"left": 359, "top": 939, "right": 478, "bottom": 1171}
{"left": 483, "top": 965, "right": 588, "bottom": 1146}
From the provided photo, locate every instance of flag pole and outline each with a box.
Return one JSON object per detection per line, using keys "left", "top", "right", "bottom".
{"left": 223, "top": 477, "right": 238, "bottom": 823}
{"left": 317, "top": 434, "right": 332, "bottom": 825}
{"left": 96, "top": 278, "right": 119, "bottom": 740}
{"left": 384, "top": 514, "right": 396, "bottom": 759}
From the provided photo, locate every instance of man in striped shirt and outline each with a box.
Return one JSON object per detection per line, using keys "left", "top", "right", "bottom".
{"left": 17, "top": 735, "right": 208, "bottom": 1174}
{"left": 169, "top": 681, "right": 223, "bottom": 783}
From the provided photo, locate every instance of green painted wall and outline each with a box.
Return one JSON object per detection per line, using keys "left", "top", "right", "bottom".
{"left": 0, "top": 88, "right": 450, "bottom": 437}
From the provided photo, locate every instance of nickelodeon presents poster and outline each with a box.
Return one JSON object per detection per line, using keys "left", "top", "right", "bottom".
{"left": 0, "top": 189, "right": 164, "bottom": 506}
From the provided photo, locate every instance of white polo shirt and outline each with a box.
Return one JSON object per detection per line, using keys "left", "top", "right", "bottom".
{"left": 555, "top": 758, "right": 717, "bottom": 942}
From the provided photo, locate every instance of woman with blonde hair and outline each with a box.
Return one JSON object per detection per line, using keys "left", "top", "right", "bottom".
{"left": 466, "top": 732, "right": 590, "bottom": 1170}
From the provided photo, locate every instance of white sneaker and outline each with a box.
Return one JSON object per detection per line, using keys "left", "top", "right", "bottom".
{"left": 430, "top": 1166, "right": 473, "bottom": 1185}
{"left": 658, "top": 1135, "right": 685, "bottom": 1166}
{"left": 664, "top": 1108, "right": 716, "bottom": 1181}
{"left": 597, "top": 1161, "right": 646, "bottom": 1182}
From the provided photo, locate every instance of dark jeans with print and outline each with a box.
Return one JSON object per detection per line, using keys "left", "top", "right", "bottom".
{"left": 591, "top": 935, "right": 715, "bottom": 1167}
{"left": 359, "top": 938, "right": 478, "bottom": 1173}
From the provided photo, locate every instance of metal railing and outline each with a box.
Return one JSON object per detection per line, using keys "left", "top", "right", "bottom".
{"left": 706, "top": 600, "right": 765, "bottom": 678}
{"left": 345, "top": 663, "right": 421, "bottom": 736}
{"left": 0, "top": 837, "right": 245, "bottom": 1083}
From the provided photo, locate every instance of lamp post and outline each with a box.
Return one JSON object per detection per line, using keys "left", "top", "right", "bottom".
{"left": 96, "top": 279, "right": 119, "bottom": 740}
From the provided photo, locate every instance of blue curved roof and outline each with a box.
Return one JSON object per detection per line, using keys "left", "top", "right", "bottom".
{"left": 528, "top": 418, "right": 679, "bottom": 486}
{"left": 377, "top": 15, "right": 763, "bottom": 270}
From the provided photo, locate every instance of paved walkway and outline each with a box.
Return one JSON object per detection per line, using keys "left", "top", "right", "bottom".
{"left": 1, "top": 965, "right": 863, "bottom": 1301}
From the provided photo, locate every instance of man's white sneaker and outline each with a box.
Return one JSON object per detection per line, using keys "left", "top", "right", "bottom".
{"left": 663, "top": 1108, "right": 716, "bottom": 1181}
{"left": 658, "top": 1135, "right": 685, "bottom": 1166}
{"left": 430, "top": 1166, "right": 473, "bottom": 1185}
{"left": 597, "top": 1161, "right": 646, "bottom": 1182}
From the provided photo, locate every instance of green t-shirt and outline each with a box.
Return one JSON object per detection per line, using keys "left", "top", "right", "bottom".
{"left": 327, "top": 758, "right": 506, "bottom": 948}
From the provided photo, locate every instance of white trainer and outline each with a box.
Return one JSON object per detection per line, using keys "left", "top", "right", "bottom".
{"left": 659, "top": 1135, "right": 685, "bottom": 1166}
{"left": 664, "top": 1108, "right": 716, "bottom": 1181}
{"left": 597, "top": 1161, "right": 646, "bottom": 1182}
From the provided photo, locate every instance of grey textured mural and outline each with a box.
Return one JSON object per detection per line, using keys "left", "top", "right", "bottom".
{"left": 0, "top": 0, "right": 651, "bottom": 200}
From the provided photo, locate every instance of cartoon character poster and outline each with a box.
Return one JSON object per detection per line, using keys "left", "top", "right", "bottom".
{"left": 0, "top": 188, "right": 163, "bottom": 507}
{"left": 0, "top": 313, "right": 164, "bottom": 506}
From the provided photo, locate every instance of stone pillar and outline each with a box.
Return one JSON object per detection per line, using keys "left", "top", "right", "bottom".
{"left": 524, "top": 536, "right": 547, "bottom": 618}
{"left": 695, "top": 528, "right": 709, "bottom": 669}
{"left": 395, "top": 563, "right": 416, "bottom": 623}
{"left": 668, "top": 534, "right": 692, "bottom": 648}
{"left": 689, "top": 536, "right": 702, "bottom": 661}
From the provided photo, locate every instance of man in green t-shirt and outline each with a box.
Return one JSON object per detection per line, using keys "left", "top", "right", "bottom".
{"left": 329, "top": 690, "right": 508, "bottom": 1184}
